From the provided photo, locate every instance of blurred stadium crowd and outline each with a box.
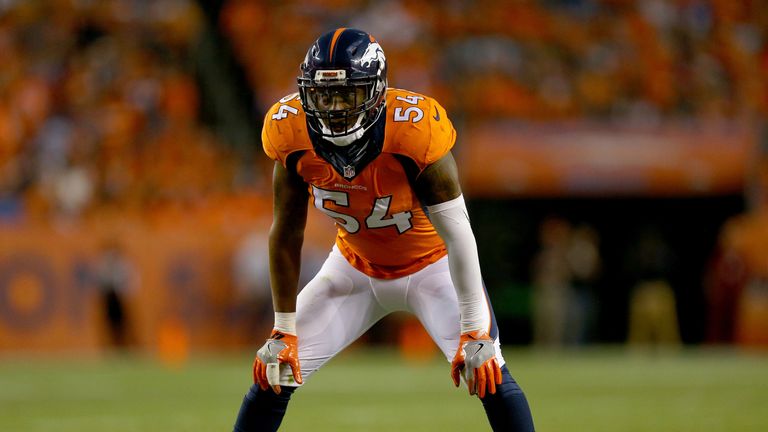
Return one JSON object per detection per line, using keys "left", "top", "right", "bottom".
{"left": 1, "top": 0, "right": 766, "bottom": 223}
{"left": 0, "top": 0, "right": 238, "bottom": 225}
{"left": 1, "top": 0, "right": 767, "bottom": 349}
{"left": 223, "top": 0, "right": 767, "bottom": 123}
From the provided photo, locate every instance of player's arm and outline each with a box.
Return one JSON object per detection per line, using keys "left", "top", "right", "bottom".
{"left": 413, "top": 151, "right": 502, "bottom": 399}
{"left": 269, "top": 159, "right": 308, "bottom": 314}
{"left": 253, "top": 159, "right": 308, "bottom": 394}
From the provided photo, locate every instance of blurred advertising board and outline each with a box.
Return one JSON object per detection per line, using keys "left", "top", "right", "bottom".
{"left": 459, "top": 121, "right": 755, "bottom": 197}
{"left": 0, "top": 196, "right": 335, "bottom": 353}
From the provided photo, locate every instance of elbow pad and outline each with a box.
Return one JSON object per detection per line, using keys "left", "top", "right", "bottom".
{"left": 426, "top": 195, "right": 490, "bottom": 333}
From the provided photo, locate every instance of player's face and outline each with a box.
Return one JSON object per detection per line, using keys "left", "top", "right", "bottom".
{"left": 307, "top": 86, "right": 367, "bottom": 133}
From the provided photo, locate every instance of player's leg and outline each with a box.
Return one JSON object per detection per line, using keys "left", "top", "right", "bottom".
{"left": 292, "top": 247, "right": 390, "bottom": 379}
{"left": 233, "top": 384, "right": 295, "bottom": 432}
{"left": 234, "top": 247, "right": 387, "bottom": 431}
{"left": 479, "top": 364, "right": 535, "bottom": 432}
{"left": 406, "top": 257, "right": 535, "bottom": 432}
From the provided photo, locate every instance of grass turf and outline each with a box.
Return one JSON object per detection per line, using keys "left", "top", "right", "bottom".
{"left": 0, "top": 347, "right": 766, "bottom": 431}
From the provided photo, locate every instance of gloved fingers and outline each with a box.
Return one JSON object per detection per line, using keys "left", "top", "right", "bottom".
{"left": 259, "top": 362, "right": 270, "bottom": 391}
{"left": 467, "top": 369, "right": 477, "bottom": 396}
{"left": 493, "top": 359, "right": 503, "bottom": 385}
{"left": 476, "top": 363, "right": 488, "bottom": 399}
{"left": 484, "top": 362, "right": 497, "bottom": 397}
{"left": 266, "top": 361, "right": 280, "bottom": 384}
{"left": 450, "top": 362, "right": 463, "bottom": 387}
{"left": 287, "top": 358, "right": 303, "bottom": 384}
{"left": 266, "top": 361, "right": 282, "bottom": 394}
{"left": 254, "top": 359, "right": 269, "bottom": 391}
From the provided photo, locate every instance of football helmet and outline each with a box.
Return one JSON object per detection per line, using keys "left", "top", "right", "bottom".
{"left": 298, "top": 28, "right": 388, "bottom": 179}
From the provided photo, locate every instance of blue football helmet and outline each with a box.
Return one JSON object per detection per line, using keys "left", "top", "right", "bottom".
{"left": 298, "top": 28, "right": 387, "bottom": 147}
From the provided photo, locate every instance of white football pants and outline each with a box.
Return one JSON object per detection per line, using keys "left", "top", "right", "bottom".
{"left": 279, "top": 245, "right": 505, "bottom": 386}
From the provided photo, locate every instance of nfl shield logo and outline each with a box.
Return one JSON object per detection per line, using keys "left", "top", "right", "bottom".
{"left": 343, "top": 165, "right": 355, "bottom": 178}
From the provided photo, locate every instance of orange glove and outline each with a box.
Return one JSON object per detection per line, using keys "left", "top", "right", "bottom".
{"left": 451, "top": 330, "right": 502, "bottom": 398}
{"left": 253, "top": 329, "right": 302, "bottom": 394}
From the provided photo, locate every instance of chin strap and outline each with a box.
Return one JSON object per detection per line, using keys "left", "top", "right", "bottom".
{"left": 323, "top": 129, "right": 364, "bottom": 147}
{"left": 320, "top": 115, "right": 366, "bottom": 147}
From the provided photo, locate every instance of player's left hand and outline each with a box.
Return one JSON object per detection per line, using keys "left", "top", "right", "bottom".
{"left": 451, "top": 330, "right": 502, "bottom": 398}
{"left": 253, "top": 329, "right": 302, "bottom": 394}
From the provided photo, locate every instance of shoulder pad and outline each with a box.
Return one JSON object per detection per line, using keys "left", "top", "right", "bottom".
{"left": 262, "top": 93, "right": 312, "bottom": 166}
{"left": 384, "top": 88, "right": 456, "bottom": 172}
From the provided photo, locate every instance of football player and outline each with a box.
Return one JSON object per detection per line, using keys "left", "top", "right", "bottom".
{"left": 233, "top": 28, "right": 535, "bottom": 432}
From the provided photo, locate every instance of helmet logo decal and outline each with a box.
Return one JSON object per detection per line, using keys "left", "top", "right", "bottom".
{"left": 360, "top": 42, "right": 385, "bottom": 72}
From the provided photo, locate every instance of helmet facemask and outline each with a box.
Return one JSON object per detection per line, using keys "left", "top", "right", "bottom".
{"left": 299, "top": 68, "right": 386, "bottom": 147}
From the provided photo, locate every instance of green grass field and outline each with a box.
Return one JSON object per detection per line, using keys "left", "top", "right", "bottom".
{"left": 1, "top": 347, "right": 767, "bottom": 431}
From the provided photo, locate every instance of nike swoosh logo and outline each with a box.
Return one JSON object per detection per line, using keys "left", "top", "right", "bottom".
{"left": 272, "top": 333, "right": 285, "bottom": 340}
{"left": 473, "top": 343, "right": 484, "bottom": 357}
{"left": 433, "top": 108, "right": 440, "bottom": 121}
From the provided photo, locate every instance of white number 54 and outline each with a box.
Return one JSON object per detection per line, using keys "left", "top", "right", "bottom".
{"left": 312, "top": 186, "right": 412, "bottom": 234}
{"left": 393, "top": 95, "right": 424, "bottom": 123}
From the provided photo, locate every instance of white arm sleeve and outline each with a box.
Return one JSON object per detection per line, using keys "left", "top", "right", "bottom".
{"left": 426, "top": 194, "right": 490, "bottom": 334}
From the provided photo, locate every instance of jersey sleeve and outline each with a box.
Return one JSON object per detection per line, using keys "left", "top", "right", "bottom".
{"left": 387, "top": 91, "right": 457, "bottom": 172}
{"left": 423, "top": 98, "right": 456, "bottom": 165}
{"left": 261, "top": 94, "right": 311, "bottom": 167}
{"left": 261, "top": 106, "right": 283, "bottom": 164}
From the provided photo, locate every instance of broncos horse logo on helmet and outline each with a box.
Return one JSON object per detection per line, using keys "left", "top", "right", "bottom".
{"left": 297, "top": 28, "right": 388, "bottom": 180}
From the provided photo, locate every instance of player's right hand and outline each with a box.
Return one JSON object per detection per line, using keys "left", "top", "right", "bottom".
{"left": 253, "top": 329, "right": 302, "bottom": 394}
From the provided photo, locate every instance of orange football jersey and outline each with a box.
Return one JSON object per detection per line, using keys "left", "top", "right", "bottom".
{"left": 262, "top": 88, "right": 456, "bottom": 279}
